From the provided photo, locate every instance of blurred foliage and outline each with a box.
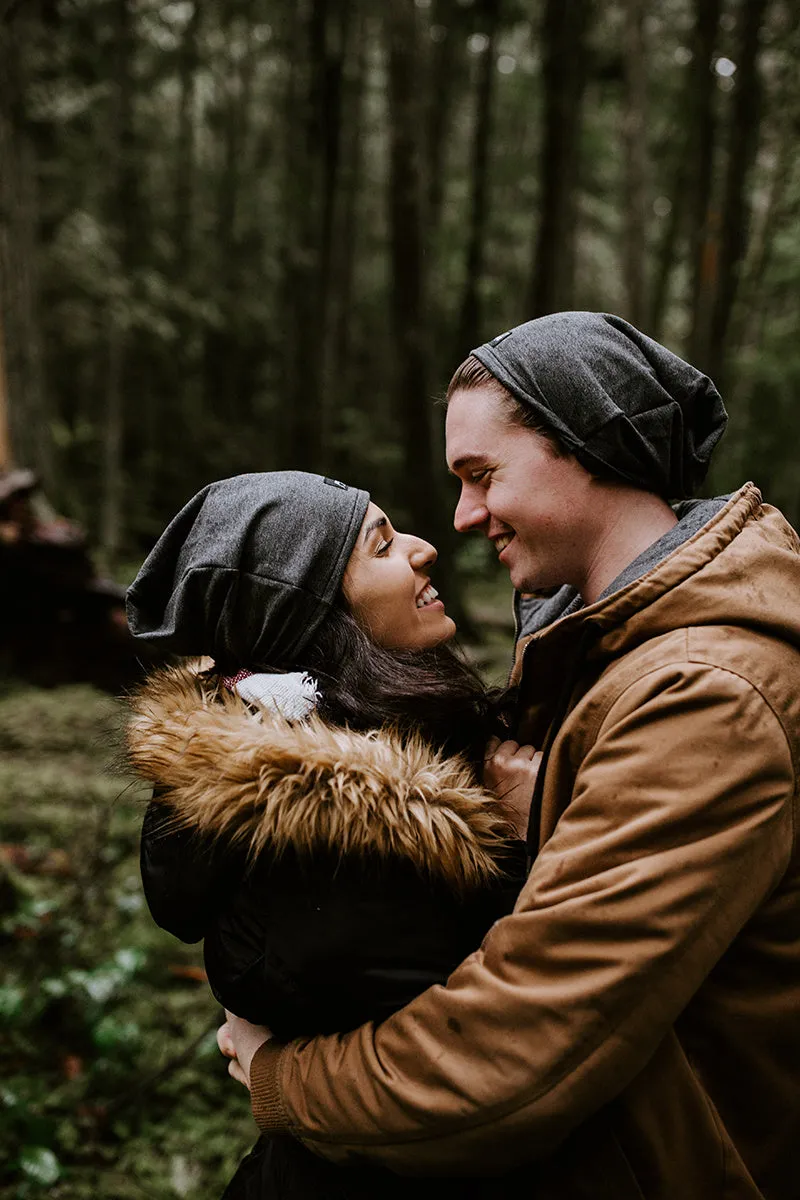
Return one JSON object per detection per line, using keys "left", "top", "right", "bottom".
{"left": 1, "top": 0, "right": 799, "bottom": 571}
{"left": 0, "top": 685, "right": 255, "bottom": 1198}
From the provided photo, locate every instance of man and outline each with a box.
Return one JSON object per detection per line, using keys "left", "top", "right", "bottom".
{"left": 221, "top": 313, "right": 800, "bottom": 1199}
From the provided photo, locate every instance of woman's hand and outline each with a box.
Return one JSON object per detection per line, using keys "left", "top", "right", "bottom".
{"left": 217, "top": 1010, "right": 273, "bottom": 1090}
{"left": 483, "top": 736, "right": 542, "bottom": 840}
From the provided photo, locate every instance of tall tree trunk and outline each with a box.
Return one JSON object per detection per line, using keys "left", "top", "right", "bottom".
{"left": 328, "top": 2, "right": 367, "bottom": 476}
{"left": 621, "top": 0, "right": 648, "bottom": 326}
{"left": 316, "top": 0, "right": 351, "bottom": 458}
{"left": 0, "top": 300, "right": 11, "bottom": 471}
{"left": 527, "top": 0, "right": 591, "bottom": 317}
{"left": 647, "top": 152, "right": 687, "bottom": 339}
{"left": 707, "top": 0, "right": 769, "bottom": 388}
{"left": 100, "top": 0, "right": 136, "bottom": 567}
{"left": 426, "top": 0, "right": 461, "bottom": 235}
{"left": 173, "top": 1, "right": 202, "bottom": 277}
{"left": 0, "top": 10, "right": 50, "bottom": 483}
{"left": 385, "top": 0, "right": 458, "bottom": 597}
{"left": 277, "top": 0, "right": 335, "bottom": 471}
{"left": 708, "top": 4, "right": 799, "bottom": 490}
{"left": 455, "top": 0, "right": 500, "bottom": 359}
{"left": 203, "top": 0, "right": 258, "bottom": 427}
{"left": 165, "top": 0, "right": 202, "bottom": 483}
{"left": 687, "top": 0, "right": 723, "bottom": 369}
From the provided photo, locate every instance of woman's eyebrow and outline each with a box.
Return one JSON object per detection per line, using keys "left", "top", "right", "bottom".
{"left": 363, "top": 516, "right": 388, "bottom": 542}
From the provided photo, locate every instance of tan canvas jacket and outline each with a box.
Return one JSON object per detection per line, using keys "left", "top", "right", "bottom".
{"left": 248, "top": 484, "right": 800, "bottom": 1200}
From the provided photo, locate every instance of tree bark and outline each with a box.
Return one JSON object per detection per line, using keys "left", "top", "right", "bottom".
{"left": 426, "top": 0, "right": 462, "bottom": 235}
{"left": 707, "top": 0, "right": 769, "bottom": 388}
{"left": 455, "top": 0, "right": 500, "bottom": 359}
{"left": 647, "top": 153, "right": 687, "bottom": 339}
{"left": 327, "top": 1, "right": 367, "bottom": 475}
{"left": 527, "top": 0, "right": 591, "bottom": 317}
{"left": 621, "top": 0, "right": 648, "bottom": 326}
{"left": 173, "top": 1, "right": 202, "bottom": 277}
{"left": 100, "top": 0, "right": 137, "bottom": 567}
{"left": 385, "top": 0, "right": 457, "bottom": 593}
{"left": 201, "top": 0, "right": 259, "bottom": 427}
{"left": 276, "top": 0, "right": 338, "bottom": 472}
{"left": 707, "top": 3, "right": 799, "bottom": 491}
{"left": 0, "top": 299, "right": 11, "bottom": 471}
{"left": 0, "top": 10, "right": 50, "bottom": 483}
{"left": 316, "top": 0, "right": 352, "bottom": 458}
{"left": 687, "top": 0, "right": 723, "bottom": 368}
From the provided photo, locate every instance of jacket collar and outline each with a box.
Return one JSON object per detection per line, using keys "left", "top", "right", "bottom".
{"left": 510, "top": 484, "right": 766, "bottom": 744}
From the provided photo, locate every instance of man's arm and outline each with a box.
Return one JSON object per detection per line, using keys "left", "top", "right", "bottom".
{"left": 245, "top": 663, "right": 794, "bottom": 1172}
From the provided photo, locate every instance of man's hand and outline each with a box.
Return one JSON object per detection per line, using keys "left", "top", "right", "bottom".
{"left": 484, "top": 736, "right": 542, "bottom": 839}
{"left": 217, "top": 1010, "right": 273, "bottom": 1090}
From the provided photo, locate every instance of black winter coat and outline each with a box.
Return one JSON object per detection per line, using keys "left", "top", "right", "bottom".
{"left": 131, "top": 664, "right": 527, "bottom": 1198}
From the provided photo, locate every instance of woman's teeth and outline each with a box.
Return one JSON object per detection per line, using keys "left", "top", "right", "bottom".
{"left": 416, "top": 585, "right": 439, "bottom": 609}
{"left": 495, "top": 533, "right": 514, "bottom": 553}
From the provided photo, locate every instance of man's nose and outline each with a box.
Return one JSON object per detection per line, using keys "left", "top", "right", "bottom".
{"left": 454, "top": 487, "right": 488, "bottom": 533}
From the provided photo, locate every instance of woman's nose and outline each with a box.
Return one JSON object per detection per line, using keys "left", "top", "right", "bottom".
{"left": 409, "top": 537, "right": 437, "bottom": 569}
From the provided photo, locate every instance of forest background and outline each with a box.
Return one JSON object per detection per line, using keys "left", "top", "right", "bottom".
{"left": 3, "top": 0, "right": 800, "bottom": 578}
{"left": 1, "top": 0, "right": 800, "bottom": 1196}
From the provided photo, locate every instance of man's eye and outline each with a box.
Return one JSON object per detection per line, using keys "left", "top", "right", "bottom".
{"left": 376, "top": 538, "right": 394, "bottom": 557}
{"left": 471, "top": 469, "right": 490, "bottom": 484}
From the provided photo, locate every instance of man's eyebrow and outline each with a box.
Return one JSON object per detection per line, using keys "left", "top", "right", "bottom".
{"left": 449, "top": 454, "right": 486, "bottom": 475}
{"left": 363, "top": 516, "right": 388, "bottom": 541}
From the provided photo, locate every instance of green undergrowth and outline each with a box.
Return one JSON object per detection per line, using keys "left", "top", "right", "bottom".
{"left": 0, "top": 685, "right": 254, "bottom": 1199}
{"left": 0, "top": 578, "right": 517, "bottom": 1198}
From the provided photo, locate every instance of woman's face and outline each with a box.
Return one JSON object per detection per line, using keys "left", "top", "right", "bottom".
{"left": 342, "top": 502, "right": 456, "bottom": 650}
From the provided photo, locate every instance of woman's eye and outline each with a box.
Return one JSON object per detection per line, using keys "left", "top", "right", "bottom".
{"left": 376, "top": 538, "right": 394, "bottom": 557}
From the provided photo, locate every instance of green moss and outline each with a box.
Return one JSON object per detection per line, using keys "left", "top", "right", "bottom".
{"left": 0, "top": 685, "right": 254, "bottom": 1199}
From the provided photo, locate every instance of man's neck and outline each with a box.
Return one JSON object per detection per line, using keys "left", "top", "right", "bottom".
{"left": 580, "top": 488, "right": 678, "bottom": 606}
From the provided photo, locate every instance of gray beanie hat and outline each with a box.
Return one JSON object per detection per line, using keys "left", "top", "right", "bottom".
{"left": 126, "top": 471, "right": 370, "bottom": 672}
{"left": 472, "top": 311, "right": 728, "bottom": 499}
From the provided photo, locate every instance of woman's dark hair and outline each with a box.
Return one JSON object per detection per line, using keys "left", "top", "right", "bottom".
{"left": 293, "top": 600, "right": 512, "bottom": 769}
{"left": 446, "top": 354, "right": 568, "bottom": 456}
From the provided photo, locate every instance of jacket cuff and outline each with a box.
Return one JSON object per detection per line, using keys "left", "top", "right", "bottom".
{"left": 250, "top": 1039, "right": 293, "bottom": 1132}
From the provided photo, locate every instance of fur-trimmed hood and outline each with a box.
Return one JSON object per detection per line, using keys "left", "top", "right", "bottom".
{"left": 128, "top": 663, "right": 514, "bottom": 891}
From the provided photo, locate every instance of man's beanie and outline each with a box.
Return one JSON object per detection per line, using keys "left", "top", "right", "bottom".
{"left": 471, "top": 312, "right": 728, "bottom": 499}
{"left": 126, "top": 471, "right": 370, "bottom": 672}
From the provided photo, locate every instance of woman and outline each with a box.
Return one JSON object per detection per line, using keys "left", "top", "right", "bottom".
{"left": 126, "top": 471, "right": 536, "bottom": 1198}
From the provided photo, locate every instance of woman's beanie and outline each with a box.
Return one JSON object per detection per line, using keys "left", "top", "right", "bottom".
{"left": 471, "top": 312, "right": 728, "bottom": 499}
{"left": 126, "top": 471, "right": 370, "bottom": 672}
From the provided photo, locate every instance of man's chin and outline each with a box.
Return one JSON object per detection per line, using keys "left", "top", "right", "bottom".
{"left": 507, "top": 564, "right": 535, "bottom": 593}
{"left": 508, "top": 566, "right": 557, "bottom": 595}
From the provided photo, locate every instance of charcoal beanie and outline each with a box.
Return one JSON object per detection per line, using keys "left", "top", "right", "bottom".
{"left": 126, "top": 472, "right": 370, "bottom": 672}
{"left": 471, "top": 312, "right": 728, "bottom": 499}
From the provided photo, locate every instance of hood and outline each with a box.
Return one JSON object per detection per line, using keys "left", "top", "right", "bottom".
{"left": 128, "top": 664, "right": 513, "bottom": 893}
{"left": 590, "top": 484, "right": 800, "bottom": 659}
{"left": 512, "top": 484, "right": 800, "bottom": 698}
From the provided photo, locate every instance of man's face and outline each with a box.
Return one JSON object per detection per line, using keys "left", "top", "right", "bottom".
{"left": 446, "top": 386, "right": 600, "bottom": 595}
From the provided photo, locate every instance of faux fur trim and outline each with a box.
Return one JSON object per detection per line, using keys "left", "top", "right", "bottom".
{"left": 127, "top": 663, "right": 515, "bottom": 891}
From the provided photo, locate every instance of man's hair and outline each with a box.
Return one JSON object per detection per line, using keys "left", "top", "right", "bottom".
{"left": 446, "top": 354, "right": 569, "bottom": 456}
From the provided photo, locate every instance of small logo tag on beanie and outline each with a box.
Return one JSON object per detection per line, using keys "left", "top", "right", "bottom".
{"left": 488, "top": 330, "right": 513, "bottom": 347}
{"left": 324, "top": 478, "right": 348, "bottom": 490}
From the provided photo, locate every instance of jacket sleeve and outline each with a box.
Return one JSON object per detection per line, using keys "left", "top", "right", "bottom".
{"left": 247, "top": 662, "right": 795, "bottom": 1172}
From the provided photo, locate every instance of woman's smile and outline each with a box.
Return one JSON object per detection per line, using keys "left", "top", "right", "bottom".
{"left": 416, "top": 583, "right": 441, "bottom": 609}
{"left": 343, "top": 502, "right": 456, "bottom": 650}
